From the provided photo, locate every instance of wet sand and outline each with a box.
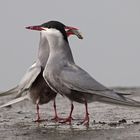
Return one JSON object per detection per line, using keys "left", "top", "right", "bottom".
{"left": 0, "top": 87, "right": 140, "bottom": 140}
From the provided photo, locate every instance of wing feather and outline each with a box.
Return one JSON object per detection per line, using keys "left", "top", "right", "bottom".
{"left": 18, "top": 63, "right": 41, "bottom": 93}
{"left": 60, "top": 64, "right": 127, "bottom": 101}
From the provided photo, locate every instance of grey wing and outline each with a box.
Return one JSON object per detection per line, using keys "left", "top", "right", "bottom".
{"left": 0, "top": 63, "right": 41, "bottom": 98}
{"left": 61, "top": 64, "right": 107, "bottom": 91}
{"left": 60, "top": 64, "right": 126, "bottom": 100}
{"left": 0, "top": 86, "right": 18, "bottom": 97}
{"left": 18, "top": 62, "right": 41, "bottom": 94}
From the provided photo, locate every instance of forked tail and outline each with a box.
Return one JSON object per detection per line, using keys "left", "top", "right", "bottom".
{"left": 98, "top": 95, "right": 140, "bottom": 108}
{"left": 0, "top": 86, "right": 18, "bottom": 97}
{"left": 0, "top": 94, "right": 29, "bottom": 108}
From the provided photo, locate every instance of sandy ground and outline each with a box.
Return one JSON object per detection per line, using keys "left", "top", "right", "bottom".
{"left": 0, "top": 87, "right": 140, "bottom": 140}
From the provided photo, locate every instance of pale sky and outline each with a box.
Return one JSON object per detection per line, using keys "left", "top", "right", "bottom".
{"left": 0, "top": 0, "right": 140, "bottom": 90}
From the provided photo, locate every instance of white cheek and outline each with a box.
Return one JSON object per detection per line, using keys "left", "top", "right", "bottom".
{"left": 40, "top": 31, "right": 48, "bottom": 38}
{"left": 47, "top": 29, "right": 61, "bottom": 36}
{"left": 41, "top": 28, "right": 64, "bottom": 47}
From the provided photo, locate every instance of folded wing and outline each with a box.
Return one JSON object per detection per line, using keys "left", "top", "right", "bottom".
{"left": 60, "top": 64, "right": 140, "bottom": 107}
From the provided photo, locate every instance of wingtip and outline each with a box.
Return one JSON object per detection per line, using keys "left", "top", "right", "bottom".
{"left": 0, "top": 95, "right": 29, "bottom": 109}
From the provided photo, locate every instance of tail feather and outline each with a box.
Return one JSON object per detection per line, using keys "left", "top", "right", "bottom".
{"left": 0, "top": 94, "right": 29, "bottom": 108}
{"left": 116, "top": 91, "right": 131, "bottom": 96}
{"left": 14, "top": 89, "right": 28, "bottom": 98}
{"left": 98, "top": 95, "right": 140, "bottom": 108}
{"left": 0, "top": 86, "right": 18, "bottom": 97}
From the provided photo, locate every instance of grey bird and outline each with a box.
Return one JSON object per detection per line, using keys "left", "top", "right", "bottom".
{"left": 0, "top": 26, "right": 83, "bottom": 122}
{"left": 26, "top": 21, "right": 140, "bottom": 125}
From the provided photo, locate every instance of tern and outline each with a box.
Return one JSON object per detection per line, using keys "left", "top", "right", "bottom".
{"left": 26, "top": 21, "right": 140, "bottom": 125}
{"left": 0, "top": 26, "right": 83, "bottom": 122}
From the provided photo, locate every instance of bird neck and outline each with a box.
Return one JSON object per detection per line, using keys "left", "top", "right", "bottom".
{"left": 37, "top": 33, "right": 50, "bottom": 68}
{"left": 46, "top": 34, "right": 75, "bottom": 67}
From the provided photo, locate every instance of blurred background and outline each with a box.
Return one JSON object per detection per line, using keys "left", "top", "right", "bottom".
{"left": 0, "top": 0, "right": 140, "bottom": 90}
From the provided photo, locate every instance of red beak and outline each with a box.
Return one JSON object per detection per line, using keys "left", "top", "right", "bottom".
{"left": 25, "top": 25, "right": 44, "bottom": 31}
{"left": 65, "top": 26, "right": 78, "bottom": 36}
{"left": 65, "top": 26, "right": 78, "bottom": 31}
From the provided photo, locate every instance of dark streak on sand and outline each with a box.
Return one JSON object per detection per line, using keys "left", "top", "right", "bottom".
{"left": 0, "top": 87, "right": 140, "bottom": 140}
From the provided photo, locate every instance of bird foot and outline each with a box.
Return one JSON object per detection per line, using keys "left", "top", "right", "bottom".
{"left": 51, "top": 116, "right": 65, "bottom": 122}
{"left": 59, "top": 116, "right": 74, "bottom": 125}
{"left": 80, "top": 115, "right": 89, "bottom": 126}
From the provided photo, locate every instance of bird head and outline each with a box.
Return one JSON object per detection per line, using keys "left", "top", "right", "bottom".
{"left": 26, "top": 21, "right": 83, "bottom": 41}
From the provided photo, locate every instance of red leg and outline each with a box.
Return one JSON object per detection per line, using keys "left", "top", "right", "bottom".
{"left": 51, "top": 99, "right": 64, "bottom": 121}
{"left": 34, "top": 103, "right": 41, "bottom": 122}
{"left": 34, "top": 100, "right": 47, "bottom": 122}
{"left": 60, "top": 102, "right": 74, "bottom": 125}
{"left": 81, "top": 100, "right": 89, "bottom": 125}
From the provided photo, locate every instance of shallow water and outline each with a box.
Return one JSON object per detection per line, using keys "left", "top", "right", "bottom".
{"left": 0, "top": 87, "right": 140, "bottom": 140}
